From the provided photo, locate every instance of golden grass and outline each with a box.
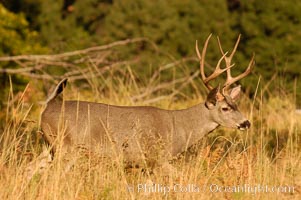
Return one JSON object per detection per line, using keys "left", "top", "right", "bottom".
{"left": 0, "top": 66, "right": 300, "bottom": 200}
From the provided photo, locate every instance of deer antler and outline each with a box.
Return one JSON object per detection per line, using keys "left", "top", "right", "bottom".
{"left": 196, "top": 34, "right": 255, "bottom": 95}
{"left": 217, "top": 34, "right": 255, "bottom": 94}
{"left": 196, "top": 34, "right": 231, "bottom": 90}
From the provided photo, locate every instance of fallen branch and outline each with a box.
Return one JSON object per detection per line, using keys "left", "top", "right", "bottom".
{"left": 0, "top": 38, "right": 154, "bottom": 81}
{"left": 0, "top": 38, "right": 149, "bottom": 62}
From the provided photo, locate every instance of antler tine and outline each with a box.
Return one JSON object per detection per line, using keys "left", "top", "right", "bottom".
{"left": 223, "top": 53, "right": 255, "bottom": 93}
{"left": 196, "top": 34, "right": 230, "bottom": 91}
{"left": 229, "top": 34, "right": 241, "bottom": 61}
{"left": 217, "top": 36, "right": 225, "bottom": 55}
{"left": 196, "top": 34, "right": 211, "bottom": 83}
{"left": 217, "top": 34, "right": 241, "bottom": 83}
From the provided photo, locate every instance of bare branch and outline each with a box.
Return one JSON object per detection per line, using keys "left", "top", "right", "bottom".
{"left": 0, "top": 38, "right": 149, "bottom": 62}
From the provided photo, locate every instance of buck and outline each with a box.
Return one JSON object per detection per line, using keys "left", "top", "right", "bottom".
{"left": 40, "top": 34, "right": 254, "bottom": 170}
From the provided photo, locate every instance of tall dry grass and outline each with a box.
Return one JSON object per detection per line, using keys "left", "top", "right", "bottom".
{"left": 0, "top": 63, "right": 300, "bottom": 200}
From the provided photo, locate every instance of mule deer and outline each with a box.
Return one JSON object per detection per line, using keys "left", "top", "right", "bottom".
{"left": 40, "top": 34, "right": 254, "bottom": 170}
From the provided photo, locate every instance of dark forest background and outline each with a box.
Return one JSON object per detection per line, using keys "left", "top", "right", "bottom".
{"left": 0, "top": 0, "right": 300, "bottom": 106}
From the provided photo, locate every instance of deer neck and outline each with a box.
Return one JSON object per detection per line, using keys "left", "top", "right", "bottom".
{"left": 188, "top": 103, "right": 219, "bottom": 137}
{"left": 171, "top": 103, "right": 219, "bottom": 155}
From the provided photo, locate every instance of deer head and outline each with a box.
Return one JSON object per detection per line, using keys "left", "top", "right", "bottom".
{"left": 196, "top": 34, "right": 255, "bottom": 130}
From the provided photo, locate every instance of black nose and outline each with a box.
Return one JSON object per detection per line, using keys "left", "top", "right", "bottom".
{"left": 239, "top": 120, "right": 251, "bottom": 129}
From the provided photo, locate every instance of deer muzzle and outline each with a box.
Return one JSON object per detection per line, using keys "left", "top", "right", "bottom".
{"left": 237, "top": 120, "right": 251, "bottom": 130}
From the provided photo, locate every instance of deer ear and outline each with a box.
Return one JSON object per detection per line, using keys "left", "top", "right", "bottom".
{"left": 205, "top": 85, "right": 223, "bottom": 109}
{"left": 229, "top": 85, "right": 241, "bottom": 101}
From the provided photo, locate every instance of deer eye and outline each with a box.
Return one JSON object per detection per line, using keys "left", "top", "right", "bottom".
{"left": 222, "top": 107, "right": 231, "bottom": 112}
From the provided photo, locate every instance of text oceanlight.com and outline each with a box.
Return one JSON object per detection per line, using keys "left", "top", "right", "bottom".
{"left": 127, "top": 183, "right": 295, "bottom": 195}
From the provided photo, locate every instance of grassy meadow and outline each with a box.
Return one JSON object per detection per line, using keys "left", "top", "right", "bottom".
{"left": 0, "top": 52, "right": 300, "bottom": 200}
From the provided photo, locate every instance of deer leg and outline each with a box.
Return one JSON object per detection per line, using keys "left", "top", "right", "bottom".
{"left": 25, "top": 148, "right": 52, "bottom": 181}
